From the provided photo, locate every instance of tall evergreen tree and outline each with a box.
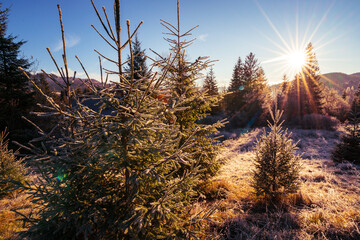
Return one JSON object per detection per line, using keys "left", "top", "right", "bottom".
{"left": 203, "top": 67, "right": 218, "bottom": 96}
{"left": 158, "top": 0, "right": 224, "bottom": 180}
{"left": 228, "top": 57, "right": 244, "bottom": 91}
{"left": 277, "top": 74, "right": 290, "bottom": 110}
{"left": 225, "top": 53, "right": 269, "bottom": 128}
{"left": 0, "top": 4, "right": 33, "bottom": 135}
{"left": 285, "top": 43, "right": 324, "bottom": 120}
{"left": 125, "top": 33, "right": 148, "bottom": 80}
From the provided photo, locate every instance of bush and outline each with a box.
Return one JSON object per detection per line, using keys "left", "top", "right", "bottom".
{"left": 0, "top": 130, "right": 26, "bottom": 197}
{"left": 288, "top": 114, "right": 339, "bottom": 130}
{"left": 252, "top": 110, "right": 301, "bottom": 202}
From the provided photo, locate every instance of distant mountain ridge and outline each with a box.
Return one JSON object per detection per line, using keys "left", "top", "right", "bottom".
{"left": 271, "top": 72, "right": 360, "bottom": 94}
{"left": 32, "top": 73, "right": 102, "bottom": 92}
{"left": 321, "top": 72, "right": 360, "bottom": 93}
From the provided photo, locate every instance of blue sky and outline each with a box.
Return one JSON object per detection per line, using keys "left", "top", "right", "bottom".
{"left": 3, "top": 0, "right": 360, "bottom": 87}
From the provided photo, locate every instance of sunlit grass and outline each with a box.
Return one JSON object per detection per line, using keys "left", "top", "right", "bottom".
{"left": 0, "top": 191, "right": 33, "bottom": 239}
{"left": 201, "top": 128, "right": 360, "bottom": 239}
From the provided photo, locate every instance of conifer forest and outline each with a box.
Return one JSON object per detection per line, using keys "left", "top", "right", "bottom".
{"left": 0, "top": 0, "right": 359, "bottom": 239}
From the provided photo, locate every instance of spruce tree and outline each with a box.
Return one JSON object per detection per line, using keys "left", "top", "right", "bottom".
{"left": 157, "top": 0, "right": 225, "bottom": 180}
{"left": 203, "top": 67, "right": 218, "bottom": 96}
{"left": 252, "top": 109, "right": 301, "bottom": 201}
{"left": 332, "top": 84, "right": 360, "bottom": 163}
{"left": 277, "top": 74, "right": 290, "bottom": 111}
{"left": 225, "top": 53, "right": 269, "bottom": 128}
{"left": 0, "top": 3, "right": 33, "bottom": 137}
{"left": 228, "top": 57, "right": 244, "bottom": 91}
{"left": 225, "top": 57, "right": 244, "bottom": 115}
{"left": 18, "top": 1, "right": 214, "bottom": 239}
{"left": 285, "top": 43, "right": 324, "bottom": 121}
{"left": 125, "top": 33, "right": 148, "bottom": 80}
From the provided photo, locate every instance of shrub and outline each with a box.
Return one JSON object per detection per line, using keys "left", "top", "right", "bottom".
{"left": 252, "top": 109, "right": 301, "bottom": 202}
{"left": 0, "top": 130, "right": 26, "bottom": 197}
{"left": 288, "top": 113, "right": 339, "bottom": 130}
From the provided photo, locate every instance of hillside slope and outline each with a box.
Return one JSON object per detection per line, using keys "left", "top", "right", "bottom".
{"left": 321, "top": 72, "right": 360, "bottom": 93}
{"left": 270, "top": 72, "right": 360, "bottom": 94}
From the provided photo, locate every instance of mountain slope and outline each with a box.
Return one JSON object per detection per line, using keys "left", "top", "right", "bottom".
{"left": 32, "top": 73, "right": 103, "bottom": 92}
{"left": 270, "top": 72, "right": 360, "bottom": 94}
{"left": 321, "top": 72, "right": 360, "bottom": 93}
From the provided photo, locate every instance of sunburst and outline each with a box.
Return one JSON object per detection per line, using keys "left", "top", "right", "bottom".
{"left": 255, "top": 0, "right": 340, "bottom": 85}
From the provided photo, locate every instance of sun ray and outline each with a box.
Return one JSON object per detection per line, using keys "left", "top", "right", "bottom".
{"left": 254, "top": 0, "right": 292, "bottom": 52}
{"left": 307, "top": 2, "right": 335, "bottom": 44}
{"left": 320, "top": 74, "right": 342, "bottom": 89}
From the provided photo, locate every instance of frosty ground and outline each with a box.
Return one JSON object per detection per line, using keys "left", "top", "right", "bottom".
{"left": 202, "top": 128, "right": 360, "bottom": 239}
{"left": 1, "top": 127, "right": 360, "bottom": 239}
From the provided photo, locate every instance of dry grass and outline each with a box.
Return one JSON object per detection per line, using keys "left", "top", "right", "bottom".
{"left": 0, "top": 191, "right": 33, "bottom": 240}
{"left": 202, "top": 128, "right": 360, "bottom": 239}
{"left": 1, "top": 128, "right": 359, "bottom": 239}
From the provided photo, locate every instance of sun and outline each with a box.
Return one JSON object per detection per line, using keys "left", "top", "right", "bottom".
{"left": 287, "top": 50, "right": 306, "bottom": 73}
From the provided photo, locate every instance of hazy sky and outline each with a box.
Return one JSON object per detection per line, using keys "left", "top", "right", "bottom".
{"left": 3, "top": 0, "right": 360, "bottom": 87}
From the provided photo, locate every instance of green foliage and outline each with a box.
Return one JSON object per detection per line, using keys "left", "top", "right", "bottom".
{"left": 0, "top": 130, "right": 26, "bottom": 197}
{"left": 125, "top": 33, "right": 148, "bottom": 81}
{"left": 18, "top": 1, "right": 216, "bottom": 239}
{"left": 157, "top": 1, "right": 225, "bottom": 180}
{"left": 0, "top": 3, "right": 35, "bottom": 149}
{"left": 332, "top": 89, "right": 360, "bottom": 164}
{"left": 252, "top": 110, "right": 301, "bottom": 201}
{"left": 0, "top": 3, "right": 33, "bottom": 133}
{"left": 203, "top": 67, "right": 219, "bottom": 96}
{"left": 224, "top": 53, "right": 270, "bottom": 128}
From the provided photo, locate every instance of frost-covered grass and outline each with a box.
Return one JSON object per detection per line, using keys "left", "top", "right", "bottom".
{"left": 1, "top": 128, "right": 359, "bottom": 239}
{"left": 0, "top": 190, "right": 33, "bottom": 240}
{"left": 202, "top": 128, "right": 360, "bottom": 239}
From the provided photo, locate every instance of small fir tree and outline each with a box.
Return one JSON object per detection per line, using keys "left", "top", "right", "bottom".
{"left": 252, "top": 109, "right": 301, "bottom": 201}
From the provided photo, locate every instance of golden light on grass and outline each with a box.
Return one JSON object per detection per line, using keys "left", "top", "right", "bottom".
{"left": 201, "top": 129, "right": 360, "bottom": 239}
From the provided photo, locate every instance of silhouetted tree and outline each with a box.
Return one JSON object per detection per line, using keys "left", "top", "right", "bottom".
{"left": 285, "top": 43, "right": 324, "bottom": 121}
{"left": 228, "top": 57, "right": 244, "bottom": 91}
{"left": 0, "top": 4, "right": 33, "bottom": 137}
